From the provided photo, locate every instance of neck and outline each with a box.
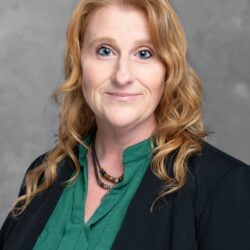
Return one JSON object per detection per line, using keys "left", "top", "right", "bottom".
{"left": 93, "top": 118, "right": 156, "bottom": 173}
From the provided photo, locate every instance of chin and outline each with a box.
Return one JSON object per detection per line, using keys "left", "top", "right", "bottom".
{"left": 109, "top": 120, "right": 138, "bottom": 129}
{"left": 106, "top": 116, "right": 142, "bottom": 130}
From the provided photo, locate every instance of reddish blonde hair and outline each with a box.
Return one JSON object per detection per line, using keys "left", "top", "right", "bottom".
{"left": 12, "top": 0, "right": 207, "bottom": 216}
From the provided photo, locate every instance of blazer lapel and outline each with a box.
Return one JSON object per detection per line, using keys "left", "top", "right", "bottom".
{"left": 112, "top": 161, "right": 175, "bottom": 250}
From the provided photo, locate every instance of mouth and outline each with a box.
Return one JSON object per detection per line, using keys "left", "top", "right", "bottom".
{"left": 107, "top": 92, "right": 140, "bottom": 96}
{"left": 106, "top": 92, "right": 141, "bottom": 101}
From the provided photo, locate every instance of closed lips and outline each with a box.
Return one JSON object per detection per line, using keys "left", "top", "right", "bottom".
{"left": 107, "top": 92, "right": 140, "bottom": 96}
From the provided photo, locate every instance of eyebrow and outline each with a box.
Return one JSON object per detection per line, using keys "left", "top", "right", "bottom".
{"left": 88, "top": 37, "right": 154, "bottom": 48}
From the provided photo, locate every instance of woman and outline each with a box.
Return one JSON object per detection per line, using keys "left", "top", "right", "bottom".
{"left": 1, "top": 0, "right": 250, "bottom": 249}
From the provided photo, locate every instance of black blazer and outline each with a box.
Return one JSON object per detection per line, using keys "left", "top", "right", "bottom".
{"left": 1, "top": 141, "right": 250, "bottom": 250}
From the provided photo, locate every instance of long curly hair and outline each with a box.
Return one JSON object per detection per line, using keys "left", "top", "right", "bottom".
{"left": 12, "top": 0, "right": 207, "bottom": 216}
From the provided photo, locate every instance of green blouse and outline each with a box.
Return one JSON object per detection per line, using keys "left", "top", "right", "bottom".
{"left": 34, "top": 134, "right": 154, "bottom": 250}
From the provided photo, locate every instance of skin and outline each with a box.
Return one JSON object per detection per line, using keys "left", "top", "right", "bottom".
{"left": 80, "top": 4, "right": 166, "bottom": 222}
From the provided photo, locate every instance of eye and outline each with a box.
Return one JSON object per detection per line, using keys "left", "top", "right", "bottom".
{"left": 96, "top": 46, "right": 113, "bottom": 57}
{"left": 137, "top": 49, "right": 152, "bottom": 60}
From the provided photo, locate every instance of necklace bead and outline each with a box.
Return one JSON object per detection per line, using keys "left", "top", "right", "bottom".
{"left": 91, "top": 131, "right": 124, "bottom": 191}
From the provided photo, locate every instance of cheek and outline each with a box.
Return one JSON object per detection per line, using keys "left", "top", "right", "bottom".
{"left": 81, "top": 60, "right": 102, "bottom": 91}
{"left": 81, "top": 62, "right": 98, "bottom": 109}
{"left": 150, "top": 83, "right": 165, "bottom": 108}
{"left": 81, "top": 60, "right": 109, "bottom": 103}
{"left": 141, "top": 65, "right": 166, "bottom": 100}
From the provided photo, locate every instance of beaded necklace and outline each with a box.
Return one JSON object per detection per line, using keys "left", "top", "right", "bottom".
{"left": 91, "top": 132, "right": 124, "bottom": 191}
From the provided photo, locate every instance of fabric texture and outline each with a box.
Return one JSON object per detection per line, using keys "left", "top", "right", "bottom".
{"left": 33, "top": 134, "right": 154, "bottom": 250}
{"left": 1, "top": 140, "right": 250, "bottom": 250}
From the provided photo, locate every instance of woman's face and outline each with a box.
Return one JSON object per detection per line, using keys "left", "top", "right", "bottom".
{"left": 81, "top": 4, "right": 166, "bottom": 131}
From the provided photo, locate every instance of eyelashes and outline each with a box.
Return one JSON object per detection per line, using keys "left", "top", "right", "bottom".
{"left": 97, "top": 47, "right": 112, "bottom": 57}
{"left": 137, "top": 49, "right": 153, "bottom": 59}
{"left": 96, "top": 45, "right": 153, "bottom": 60}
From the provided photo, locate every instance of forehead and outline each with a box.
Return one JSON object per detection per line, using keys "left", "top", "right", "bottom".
{"left": 83, "top": 4, "right": 152, "bottom": 44}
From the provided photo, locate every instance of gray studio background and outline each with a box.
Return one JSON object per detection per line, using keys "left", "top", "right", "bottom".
{"left": 0, "top": 0, "right": 249, "bottom": 225}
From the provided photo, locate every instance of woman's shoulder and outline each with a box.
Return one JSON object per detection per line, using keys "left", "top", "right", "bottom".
{"left": 19, "top": 146, "right": 79, "bottom": 195}
{"left": 27, "top": 152, "right": 48, "bottom": 170}
{"left": 23, "top": 144, "right": 79, "bottom": 175}
{"left": 17, "top": 152, "right": 49, "bottom": 197}
{"left": 200, "top": 140, "right": 247, "bottom": 165}
{"left": 186, "top": 140, "right": 250, "bottom": 215}
{"left": 189, "top": 140, "right": 249, "bottom": 178}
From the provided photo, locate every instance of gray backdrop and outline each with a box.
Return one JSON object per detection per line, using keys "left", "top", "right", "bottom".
{"left": 0, "top": 0, "right": 249, "bottom": 226}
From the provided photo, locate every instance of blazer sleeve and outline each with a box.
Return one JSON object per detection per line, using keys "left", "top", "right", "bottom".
{"left": 198, "top": 164, "right": 250, "bottom": 250}
{"left": 0, "top": 153, "right": 47, "bottom": 250}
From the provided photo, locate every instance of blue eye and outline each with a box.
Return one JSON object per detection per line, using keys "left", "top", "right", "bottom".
{"left": 138, "top": 50, "right": 152, "bottom": 59}
{"left": 97, "top": 46, "right": 112, "bottom": 57}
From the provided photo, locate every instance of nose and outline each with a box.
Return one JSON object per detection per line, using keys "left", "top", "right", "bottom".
{"left": 111, "top": 56, "right": 133, "bottom": 86}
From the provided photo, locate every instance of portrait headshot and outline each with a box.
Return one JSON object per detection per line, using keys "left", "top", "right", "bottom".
{"left": 0, "top": 0, "right": 250, "bottom": 249}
